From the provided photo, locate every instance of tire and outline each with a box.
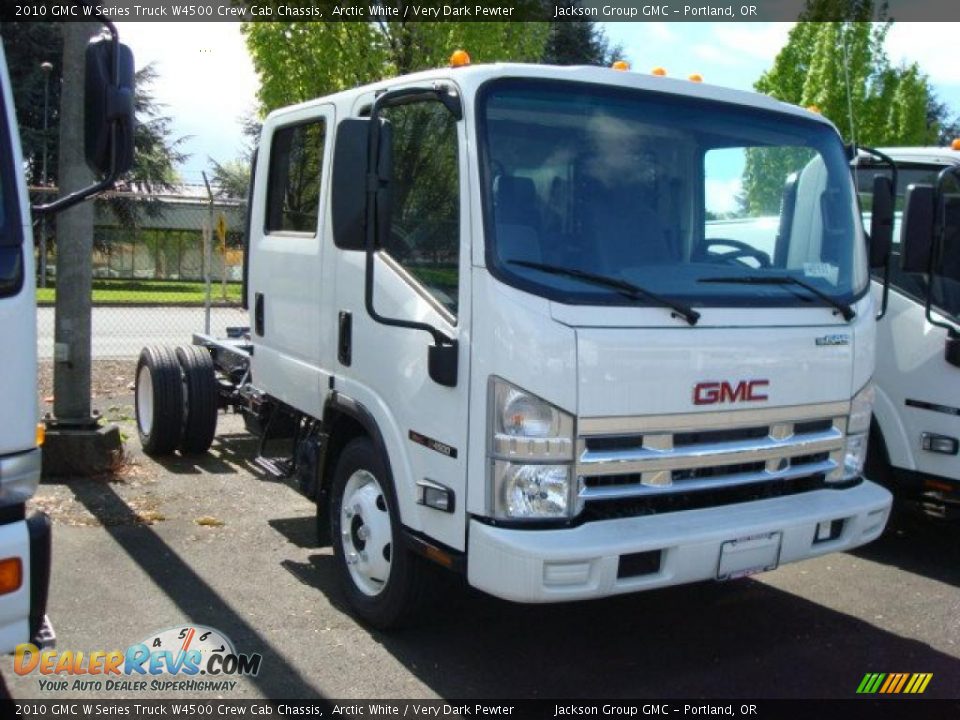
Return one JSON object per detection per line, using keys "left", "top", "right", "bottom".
{"left": 135, "top": 346, "right": 184, "bottom": 456}
{"left": 329, "top": 437, "right": 426, "bottom": 628}
{"left": 175, "top": 346, "right": 219, "bottom": 455}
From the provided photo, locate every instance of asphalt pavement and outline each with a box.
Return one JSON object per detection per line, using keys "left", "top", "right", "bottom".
{"left": 4, "top": 406, "right": 960, "bottom": 701}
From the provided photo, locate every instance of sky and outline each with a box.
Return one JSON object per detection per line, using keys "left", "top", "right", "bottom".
{"left": 112, "top": 21, "right": 960, "bottom": 185}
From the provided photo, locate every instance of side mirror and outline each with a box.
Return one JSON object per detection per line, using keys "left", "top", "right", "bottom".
{"left": 938, "top": 195, "right": 960, "bottom": 284}
{"left": 869, "top": 175, "right": 894, "bottom": 269}
{"left": 85, "top": 37, "right": 135, "bottom": 176}
{"left": 331, "top": 119, "right": 370, "bottom": 251}
{"left": 900, "top": 184, "right": 935, "bottom": 273}
{"left": 331, "top": 118, "right": 392, "bottom": 251}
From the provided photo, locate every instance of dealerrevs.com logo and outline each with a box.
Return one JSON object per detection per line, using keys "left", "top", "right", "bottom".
{"left": 14, "top": 625, "right": 261, "bottom": 693}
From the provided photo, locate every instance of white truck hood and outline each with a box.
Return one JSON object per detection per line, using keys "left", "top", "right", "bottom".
{"left": 569, "top": 322, "right": 854, "bottom": 418}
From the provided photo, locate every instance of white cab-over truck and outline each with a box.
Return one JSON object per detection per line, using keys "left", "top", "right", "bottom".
{"left": 854, "top": 146, "right": 960, "bottom": 517}
{"left": 0, "top": 26, "right": 134, "bottom": 651}
{"left": 136, "top": 61, "right": 898, "bottom": 627}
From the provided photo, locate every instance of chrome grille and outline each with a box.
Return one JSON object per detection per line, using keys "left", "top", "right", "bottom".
{"left": 576, "top": 401, "right": 849, "bottom": 503}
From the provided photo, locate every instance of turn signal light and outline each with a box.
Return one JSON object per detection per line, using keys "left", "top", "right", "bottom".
{"left": 36, "top": 423, "right": 45, "bottom": 448}
{"left": 450, "top": 49, "right": 471, "bottom": 68}
{"left": 0, "top": 558, "right": 23, "bottom": 596}
{"left": 952, "top": 138, "right": 960, "bottom": 151}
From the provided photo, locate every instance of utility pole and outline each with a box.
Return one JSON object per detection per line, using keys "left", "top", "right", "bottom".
{"left": 44, "top": 22, "right": 122, "bottom": 477}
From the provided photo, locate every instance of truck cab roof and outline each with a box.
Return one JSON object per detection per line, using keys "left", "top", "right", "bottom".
{"left": 263, "top": 62, "right": 839, "bottom": 131}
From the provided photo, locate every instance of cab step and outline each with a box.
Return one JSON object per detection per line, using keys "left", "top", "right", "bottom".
{"left": 255, "top": 456, "right": 295, "bottom": 479}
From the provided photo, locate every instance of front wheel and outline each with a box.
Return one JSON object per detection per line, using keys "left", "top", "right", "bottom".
{"left": 329, "top": 437, "right": 426, "bottom": 628}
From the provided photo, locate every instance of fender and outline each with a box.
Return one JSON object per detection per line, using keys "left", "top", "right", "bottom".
{"left": 871, "top": 383, "right": 915, "bottom": 472}
{"left": 314, "top": 392, "right": 397, "bottom": 544}
{"left": 317, "top": 392, "right": 463, "bottom": 568}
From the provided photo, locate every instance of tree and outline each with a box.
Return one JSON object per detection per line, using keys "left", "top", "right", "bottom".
{"left": 2, "top": 24, "right": 188, "bottom": 201}
{"left": 541, "top": 2, "right": 623, "bottom": 66}
{"left": 207, "top": 112, "right": 260, "bottom": 200}
{"left": 743, "top": 0, "right": 948, "bottom": 213}
{"left": 0, "top": 23, "right": 62, "bottom": 185}
{"left": 104, "top": 64, "right": 190, "bottom": 231}
{"left": 242, "top": 19, "right": 549, "bottom": 113}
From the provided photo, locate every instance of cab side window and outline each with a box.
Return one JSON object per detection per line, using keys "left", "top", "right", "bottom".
{"left": 265, "top": 119, "right": 326, "bottom": 234}
{"left": 381, "top": 100, "right": 460, "bottom": 317}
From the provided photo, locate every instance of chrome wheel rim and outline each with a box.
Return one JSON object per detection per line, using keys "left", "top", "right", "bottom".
{"left": 340, "top": 469, "right": 392, "bottom": 597}
{"left": 136, "top": 364, "right": 154, "bottom": 435}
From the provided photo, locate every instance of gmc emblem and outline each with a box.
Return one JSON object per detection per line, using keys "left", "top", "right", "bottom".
{"left": 694, "top": 380, "right": 769, "bottom": 406}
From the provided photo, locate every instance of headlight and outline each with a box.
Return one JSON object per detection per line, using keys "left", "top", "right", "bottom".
{"left": 489, "top": 378, "right": 575, "bottom": 520}
{"left": 829, "top": 382, "right": 873, "bottom": 483}
{"left": 495, "top": 462, "right": 571, "bottom": 519}
{"left": 843, "top": 433, "right": 869, "bottom": 479}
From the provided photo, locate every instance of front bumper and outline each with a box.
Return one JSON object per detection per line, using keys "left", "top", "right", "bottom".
{"left": 467, "top": 479, "right": 892, "bottom": 602}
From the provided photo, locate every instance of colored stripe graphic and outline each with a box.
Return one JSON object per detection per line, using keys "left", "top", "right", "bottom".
{"left": 857, "top": 672, "right": 932, "bottom": 694}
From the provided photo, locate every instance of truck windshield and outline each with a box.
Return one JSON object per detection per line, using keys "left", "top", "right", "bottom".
{"left": 478, "top": 79, "right": 867, "bottom": 310}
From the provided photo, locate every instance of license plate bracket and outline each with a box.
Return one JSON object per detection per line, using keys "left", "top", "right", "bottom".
{"left": 717, "top": 531, "right": 783, "bottom": 580}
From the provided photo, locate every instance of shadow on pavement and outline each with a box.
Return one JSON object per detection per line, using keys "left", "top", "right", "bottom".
{"left": 280, "top": 552, "right": 960, "bottom": 699}
{"left": 146, "top": 433, "right": 266, "bottom": 479}
{"left": 69, "top": 480, "right": 328, "bottom": 702}
{"left": 850, "top": 507, "right": 960, "bottom": 588}
{"left": 269, "top": 516, "right": 318, "bottom": 550}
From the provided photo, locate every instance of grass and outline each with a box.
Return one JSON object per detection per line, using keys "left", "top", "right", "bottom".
{"left": 37, "top": 279, "right": 242, "bottom": 305}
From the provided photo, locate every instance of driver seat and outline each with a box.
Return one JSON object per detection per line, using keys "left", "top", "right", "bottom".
{"left": 579, "top": 178, "right": 676, "bottom": 274}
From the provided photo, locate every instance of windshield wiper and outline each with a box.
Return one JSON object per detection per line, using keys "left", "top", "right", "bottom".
{"left": 698, "top": 275, "right": 855, "bottom": 321}
{"left": 509, "top": 260, "right": 700, "bottom": 326}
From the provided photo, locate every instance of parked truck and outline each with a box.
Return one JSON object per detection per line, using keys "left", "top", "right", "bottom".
{"left": 136, "top": 59, "right": 897, "bottom": 628}
{"left": 0, "top": 24, "right": 134, "bottom": 652}
{"left": 854, "top": 145, "right": 960, "bottom": 517}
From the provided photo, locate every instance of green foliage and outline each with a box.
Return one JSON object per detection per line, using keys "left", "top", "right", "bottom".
{"left": 745, "top": 0, "right": 952, "bottom": 213}
{"left": 242, "top": 19, "right": 548, "bottom": 113}
{"left": 541, "top": 3, "right": 623, "bottom": 66}
{"left": 2, "top": 25, "right": 187, "bottom": 199}
{"left": 0, "top": 23, "right": 62, "bottom": 186}
{"left": 208, "top": 158, "right": 251, "bottom": 200}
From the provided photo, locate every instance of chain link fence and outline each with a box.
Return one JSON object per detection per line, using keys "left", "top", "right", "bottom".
{"left": 31, "top": 185, "right": 249, "bottom": 360}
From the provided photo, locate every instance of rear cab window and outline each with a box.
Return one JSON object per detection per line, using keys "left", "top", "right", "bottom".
{"left": 264, "top": 119, "right": 327, "bottom": 235}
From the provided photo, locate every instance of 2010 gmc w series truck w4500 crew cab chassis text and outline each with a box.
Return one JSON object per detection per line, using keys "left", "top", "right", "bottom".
{"left": 134, "top": 60, "right": 904, "bottom": 628}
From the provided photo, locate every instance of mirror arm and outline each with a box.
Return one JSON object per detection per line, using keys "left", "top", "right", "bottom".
{"left": 856, "top": 146, "right": 898, "bottom": 321}
{"left": 362, "top": 87, "right": 458, "bottom": 349}
{"left": 31, "top": 16, "right": 125, "bottom": 216}
{"left": 876, "top": 256, "right": 891, "bottom": 321}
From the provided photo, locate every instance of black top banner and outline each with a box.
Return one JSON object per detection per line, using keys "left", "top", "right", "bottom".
{"left": 3, "top": 0, "right": 960, "bottom": 23}
{"left": 2, "top": 699, "right": 960, "bottom": 720}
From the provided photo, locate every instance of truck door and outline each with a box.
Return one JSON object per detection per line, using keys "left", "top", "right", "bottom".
{"left": 335, "top": 94, "right": 470, "bottom": 551}
{"left": 870, "top": 163, "right": 960, "bottom": 484}
{"left": 249, "top": 105, "right": 335, "bottom": 419}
